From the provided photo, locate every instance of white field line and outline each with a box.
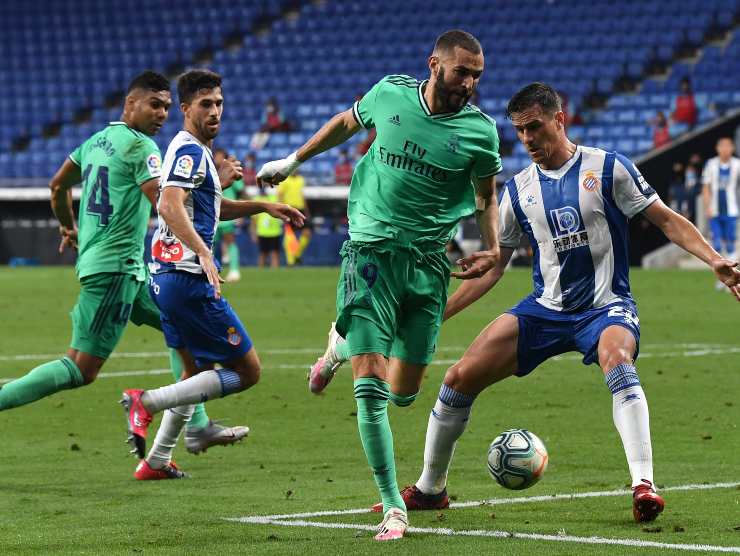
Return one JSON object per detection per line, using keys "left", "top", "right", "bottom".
{"left": 226, "top": 517, "right": 740, "bottom": 553}
{"left": 232, "top": 481, "right": 740, "bottom": 521}
{"left": 0, "top": 342, "right": 737, "bottom": 362}
{"left": 226, "top": 481, "right": 740, "bottom": 553}
{"left": 2, "top": 345, "right": 740, "bottom": 384}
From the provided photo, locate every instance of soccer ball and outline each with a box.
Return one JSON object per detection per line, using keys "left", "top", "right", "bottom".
{"left": 487, "top": 429, "right": 549, "bottom": 490}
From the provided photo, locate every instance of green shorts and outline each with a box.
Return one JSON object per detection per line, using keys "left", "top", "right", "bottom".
{"left": 70, "top": 272, "right": 162, "bottom": 359}
{"left": 335, "top": 240, "right": 450, "bottom": 365}
{"left": 217, "top": 221, "right": 237, "bottom": 235}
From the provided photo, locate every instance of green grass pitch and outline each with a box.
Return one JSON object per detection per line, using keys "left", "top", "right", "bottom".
{"left": 0, "top": 266, "right": 738, "bottom": 555}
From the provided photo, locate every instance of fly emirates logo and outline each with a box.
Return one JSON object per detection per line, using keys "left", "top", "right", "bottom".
{"left": 377, "top": 140, "right": 450, "bottom": 182}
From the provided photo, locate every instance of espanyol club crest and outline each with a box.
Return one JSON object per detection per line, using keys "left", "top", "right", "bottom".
{"left": 582, "top": 171, "right": 601, "bottom": 191}
{"left": 227, "top": 326, "right": 242, "bottom": 346}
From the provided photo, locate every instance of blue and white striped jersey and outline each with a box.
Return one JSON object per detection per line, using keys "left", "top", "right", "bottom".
{"left": 499, "top": 146, "right": 659, "bottom": 313}
{"left": 702, "top": 156, "right": 740, "bottom": 217}
{"left": 150, "top": 130, "right": 222, "bottom": 275}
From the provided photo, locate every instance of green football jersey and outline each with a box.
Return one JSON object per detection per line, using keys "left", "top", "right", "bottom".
{"left": 223, "top": 177, "right": 245, "bottom": 201}
{"left": 349, "top": 74, "right": 502, "bottom": 245}
{"left": 69, "top": 121, "right": 162, "bottom": 280}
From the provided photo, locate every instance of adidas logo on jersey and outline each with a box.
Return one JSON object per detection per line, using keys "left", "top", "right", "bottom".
{"left": 387, "top": 114, "right": 401, "bottom": 126}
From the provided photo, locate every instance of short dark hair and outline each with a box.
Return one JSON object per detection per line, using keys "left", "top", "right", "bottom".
{"left": 506, "top": 82, "right": 562, "bottom": 118}
{"left": 213, "top": 147, "right": 228, "bottom": 157}
{"left": 127, "top": 70, "right": 170, "bottom": 94}
{"left": 433, "top": 29, "right": 482, "bottom": 56}
{"left": 177, "top": 69, "right": 222, "bottom": 104}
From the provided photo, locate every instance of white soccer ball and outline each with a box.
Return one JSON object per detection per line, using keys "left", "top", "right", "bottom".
{"left": 487, "top": 429, "right": 549, "bottom": 490}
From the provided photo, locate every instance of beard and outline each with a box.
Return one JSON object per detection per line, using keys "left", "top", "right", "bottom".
{"left": 433, "top": 67, "right": 472, "bottom": 112}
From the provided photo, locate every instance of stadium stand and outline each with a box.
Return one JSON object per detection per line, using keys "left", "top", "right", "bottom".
{"left": 1, "top": 0, "right": 739, "bottom": 183}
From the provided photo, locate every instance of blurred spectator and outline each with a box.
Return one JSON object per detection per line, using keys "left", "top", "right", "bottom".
{"left": 278, "top": 169, "right": 311, "bottom": 266}
{"left": 557, "top": 90, "right": 584, "bottom": 127}
{"left": 250, "top": 182, "right": 283, "bottom": 268}
{"left": 242, "top": 152, "right": 257, "bottom": 187}
{"left": 671, "top": 77, "right": 698, "bottom": 129}
{"left": 651, "top": 111, "right": 671, "bottom": 148}
{"left": 334, "top": 148, "right": 354, "bottom": 185}
{"left": 356, "top": 128, "right": 376, "bottom": 157}
{"left": 668, "top": 162, "right": 688, "bottom": 216}
{"left": 213, "top": 148, "right": 246, "bottom": 282}
{"left": 684, "top": 153, "right": 703, "bottom": 222}
{"left": 251, "top": 98, "right": 294, "bottom": 151}
{"left": 260, "top": 97, "right": 292, "bottom": 133}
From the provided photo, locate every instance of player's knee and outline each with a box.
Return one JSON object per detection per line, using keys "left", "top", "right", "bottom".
{"left": 600, "top": 347, "right": 633, "bottom": 373}
{"left": 73, "top": 360, "right": 102, "bottom": 385}
{"left": 443, "top": 361, "right": 471, "bottom": 393}
{"left": 237, "top": 362, "right": 261, "bottom": 389}
{"left": 79, "top": 367, "right": 99, "bottom": 385}
{"left": 389, "top": 390, "right": 418, "bottom": 407}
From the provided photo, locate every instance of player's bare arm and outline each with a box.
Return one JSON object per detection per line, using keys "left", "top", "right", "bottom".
{"left": 220, "top": 198, "right": 305, "bottom": 228}
{"left": 139, "top": 178, "right": 160, "bottom": 209}
{"left": 256, "top": 109, "right": 360, "bottom": 186}
{"left": 642, "top": 199, "right": 740, "bottom": 300}
{"left": 49, "top": 158, "right": 82, "bottom": 252}
{"left": 444, "top": 247, "right": 514, "bottom": 321}
{"left": 451, "top": 175, "right": 501, "bottom": 280}
{"left": 158, "top": 186, "right": 223, "bottom": 298}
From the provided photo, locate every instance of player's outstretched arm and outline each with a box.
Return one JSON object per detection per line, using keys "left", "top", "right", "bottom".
{"left": 256, "top": 109, "right": 360, "bottom": 186}
{"left": 643, "top": 200, "right": 740, "bottom": 300}
{"left": 220, "top": 198, "right": 305, "bottom": 228}
{"left": 159, "top": 186, "right": 223, "bottom": 298}
{"left": 451, "top": 175, "right": 501, "bottom": 280}
{"left": 444, "top": 247, "right": 513, "bottom": 321}
{"left": 49, "top": 158, "right": 82, "bottom": 252}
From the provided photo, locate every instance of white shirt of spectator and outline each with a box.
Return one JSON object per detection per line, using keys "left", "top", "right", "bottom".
{"left": 702, "top": 156, "right": 740, "bottom": 217}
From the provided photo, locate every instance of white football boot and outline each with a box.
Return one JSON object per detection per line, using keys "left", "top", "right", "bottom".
{"left": 308, "top": 322, "right": 347, "bottom": 394}
{"left": 374, "top": 508, "right": 408, "bottom": 541}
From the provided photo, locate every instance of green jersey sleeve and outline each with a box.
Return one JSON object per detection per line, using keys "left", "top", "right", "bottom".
{"left": 473, "top": 118, "right": 503, "bottom": 179}
{"left": 69, "top": 142, "right": 84, "bottom": 166}
{"left": 352, "top": 76, "right": 392, "bottom": 129}
{"left": 129, "top": 138, "right": 163, "bottom": 186}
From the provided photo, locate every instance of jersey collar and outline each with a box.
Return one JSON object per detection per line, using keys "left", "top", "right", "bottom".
{"left": 180, "top": 129, "right": 213, "bottom": 156}
{"left": 417, "top": 80, "right": 460, "bottom": 120}
{"left": 536, "top": 145, "right": 582, "bottom": 180}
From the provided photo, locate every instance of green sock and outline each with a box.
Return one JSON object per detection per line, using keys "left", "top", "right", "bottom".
{"left": 168, "top": 348, "right": 209, "bottom": 429}
{"left": 389, "top": 391, "right": 417, "bottom": 407}
{"left": 335, "top": 341, "right": 351, "bottom": 362}
{"left": 228, "top": 243, "right": 240, "bottom": 274}
{"left": 0, "top": 357, "right": 84, "bottom": 411}
{"left": 354, "top": 377, "right": 406, "bottom": 513}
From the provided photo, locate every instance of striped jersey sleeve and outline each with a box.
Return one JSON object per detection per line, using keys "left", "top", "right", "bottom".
{"left": 163, "top": 143, "right": 205, "bottom": 189}
{"left": 498, "top": 180, "right": 523, "bottom": 248}
{"left": 612, "top": 153, "right": 659, "bottom": 218}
